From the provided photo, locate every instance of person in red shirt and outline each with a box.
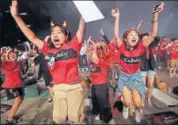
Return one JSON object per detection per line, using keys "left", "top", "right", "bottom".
{"left": 10, "top": 0, "right": 85, "bottom": 124}
{"left": 112, "top": 3, "right": 164, "bottom": 123}
{"left": 158, "top": 36, "right": 170, "bottom": 69}
{"left": 166, "top": 38, "right": 178, "bottom": 77}
{"left": 100, "top": 29, "right": 120, "bottom": 89}
{"left": 88, "top": 41, "right": 115, "bottom": 124}
{"left": 0, "top": 49, "right": 23, "bottom": 124}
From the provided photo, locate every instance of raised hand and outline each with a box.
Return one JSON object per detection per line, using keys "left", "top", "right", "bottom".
{"left": 153, "top": 2, "right": 164, "bottom": 14}
{"left": 44, "top": 35, "right": 51, "bottom": 42}
{"left": 111, "top": 8, "right": 120, "bottom": 18}
{"left": 100, "top": 29, "right": 105, "bottom": 36}
{"left": 50, "top": 21, "right": 55, "bottom": 27}
{"left": 10, "top": 0, "right": 19, "bottom": 17}
{"left": 63, "top": 20, "right": 67, "bottom": 27}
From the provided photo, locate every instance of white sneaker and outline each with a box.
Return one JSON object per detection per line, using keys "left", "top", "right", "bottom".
{"left": 95, "top": 115, "right": 100, "bottom": 120}
{"left": 108, "top": 119, "right": 116, "bottom": 124}
{"left": 135, "top": 109, "right": 142, "bottom": 123}
{"left": 122, "top": 106, "right": 129, "bottom": 119}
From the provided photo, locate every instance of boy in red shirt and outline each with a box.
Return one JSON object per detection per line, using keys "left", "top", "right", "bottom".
{"left": 0, "top": 49, "right": 23, "bottom": 124}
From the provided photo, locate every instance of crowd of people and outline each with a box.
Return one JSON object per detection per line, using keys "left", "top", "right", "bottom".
{"left": 0, "top": 0, "right": 178, "bottom": 124}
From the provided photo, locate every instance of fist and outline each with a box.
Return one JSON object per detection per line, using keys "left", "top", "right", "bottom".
{"left": 111, "top": 8, "right": 120, "bottom": 18}
{"left": 10, "top": 0, "right": 19, "bottom": 17}
{"left": 100, "top": 29, "right": 104, "bottom": 36}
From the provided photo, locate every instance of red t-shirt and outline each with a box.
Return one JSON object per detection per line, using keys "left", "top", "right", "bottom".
{"left": 40, "top": 35, "right": 82, "bottom": 85}
{"left": 0, "top": 61, "right": 22, "bottom": 88}
{"left": 108, "top": 42, "right": 118, "bottom": 52}
{"left": 159, "top": 40, "right": 169, "bottom": 56}
{"left": 107, "top": 42, "right": 119, "bottom": 63}
{"left": 116, "top": 42, "right": 146, "bottom": 74}
{"left": 152, "top": 47, "right": 157, "bottom": 55}
{"left": 168, "top": 45, "right": 178, "bottom": 60}
{"left": 90, "top": 59, "right": 109, "bottom": 85}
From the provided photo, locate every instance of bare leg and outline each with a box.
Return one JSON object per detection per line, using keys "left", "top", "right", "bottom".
{"left": 7, "top": 96, "right": 23, "bottom": 121}
{"left": 147, "top": 75, "right": 155, "bottom": 105}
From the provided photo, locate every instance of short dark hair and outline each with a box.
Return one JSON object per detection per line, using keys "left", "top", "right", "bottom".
{"left": 140, "top": 32, "right": 149, "bottom": 40}
{"left": 49, "top": 24, "right": 72, "bottom": 48}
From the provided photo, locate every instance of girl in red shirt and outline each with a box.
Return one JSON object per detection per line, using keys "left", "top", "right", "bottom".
{"left": 10, "top": 0, "right": 85, "bottom": 124}
{"left": 88, "top": 41, "right": 115, "bottom": 123}
{"left": 112, "top": 3, "right": 164, "bottom": 123}
{"left": 0, "top": 49, "right": 23, "bottom": 124}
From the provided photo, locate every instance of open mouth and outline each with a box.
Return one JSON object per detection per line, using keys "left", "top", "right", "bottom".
{"left": 132, "top": 39, "right": 137, "bottom": 43}
{"left": 53, "top": 38, "right": 60, "bottom": 42}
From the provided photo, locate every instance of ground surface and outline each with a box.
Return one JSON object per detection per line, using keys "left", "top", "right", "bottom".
{"left": 1, "top": 68, "right": 178, "bottom": 124}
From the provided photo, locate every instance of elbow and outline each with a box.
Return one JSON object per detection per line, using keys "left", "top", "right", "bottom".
{"left": 91, "top": 57, "right": 98, "bottom": 64}
{"left": 151, "top": 32, "right": 157, "bottom": 37}
{"left": 29, "top": 35, "right": 38, "bottom": 43}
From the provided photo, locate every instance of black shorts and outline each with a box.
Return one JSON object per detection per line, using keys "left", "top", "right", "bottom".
{"left": 4, "top": 88, "right": 23, "bottom": 100}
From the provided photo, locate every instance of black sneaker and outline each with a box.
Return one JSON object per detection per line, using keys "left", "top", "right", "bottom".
{"left": 5, "top": 115, "right": 22, "bottom": 125}
{"left": 13, "top": 115, "right": 23, "bottom": 123}
{"left": 5, "top": 119, "right": 18, "bottom": 125}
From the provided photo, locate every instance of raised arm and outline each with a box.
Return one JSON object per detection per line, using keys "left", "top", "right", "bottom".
{"left": 10, "top": 0, "right": 44, "bottom": 49}
{"left": 143, "top": 2, "right": 164, "bottom": 47}
{"left": 150, "top": 3, "right": 164, "bottom": 37}
{"left": 100, "top": 29, "right": 110, "bottom": 44}
{"left": 90, "top": 42, "right": 99, "bottom": 64}
{"left": 136, "top": 19, "right": 143, "bottom": 31}
{"left": 24, "top": 41, "right": 31, "bottom": 52}
{"left": 111, "top": 8, "right": 122, "bottom": 47}
{"left": 76, "top": 17, "right": 85, "bottom": 44}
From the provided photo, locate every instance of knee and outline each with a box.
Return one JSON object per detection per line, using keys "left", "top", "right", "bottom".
{"left": 147, "top": 82, "right": 153, "bottom": 88}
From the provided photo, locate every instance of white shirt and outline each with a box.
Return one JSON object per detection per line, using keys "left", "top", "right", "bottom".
{"left": 80, "top": 44, "right": 87, "bottom": 56}
{"left": 20, "top": 51, "right": 30, "bottom": 60}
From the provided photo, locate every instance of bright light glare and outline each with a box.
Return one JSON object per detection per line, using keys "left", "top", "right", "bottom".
{"left": 73, "top": 1, "right": 105, "bottom": 23}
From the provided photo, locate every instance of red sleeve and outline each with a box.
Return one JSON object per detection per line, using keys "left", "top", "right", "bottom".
{"left": 40, "top": 42, "right": 51, "bottom": 55}
{"left": 0, "top": 62, "right": 14, "bottom": 71}
{"left": 69, "top": 35, "right": 82, "bottom": 51}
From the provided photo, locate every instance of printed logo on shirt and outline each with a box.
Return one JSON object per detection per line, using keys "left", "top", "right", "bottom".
{"left": 55, "top": 49, "right": 77, "bottom": 61}
{"left": 89, "top": 66, "right": 102, "bottom": 73}
{"left": 46, "top": 49, "right": 77, "bottom": 68}
{"left": 120, "top": 54, "right": 141, "bottom": 64}
{"left": 47, "top": 53, "right": 56, "bottom": 68}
